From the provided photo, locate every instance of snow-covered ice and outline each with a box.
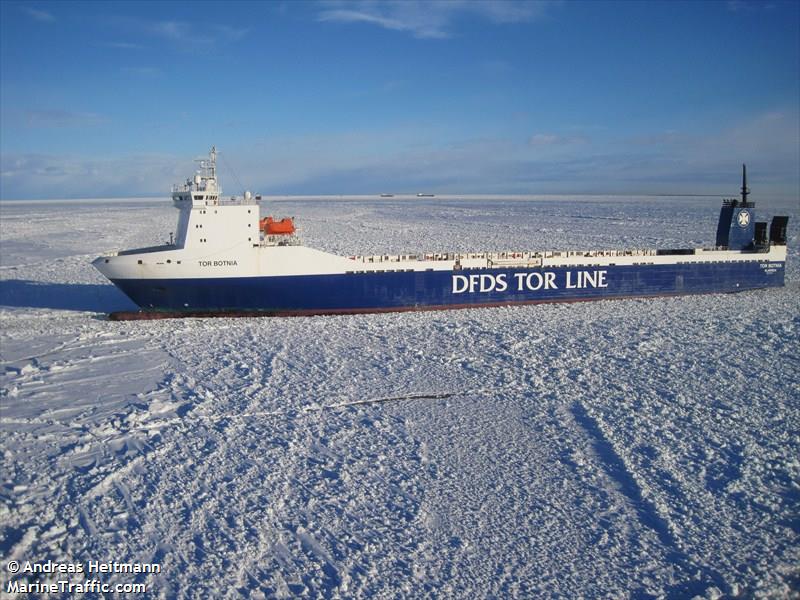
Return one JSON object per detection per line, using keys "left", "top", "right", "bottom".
{"left": 1, "top": 195, "right": 798, "bottom": 598}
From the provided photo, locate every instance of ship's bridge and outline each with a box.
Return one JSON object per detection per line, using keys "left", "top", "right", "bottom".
{"left": 167, "top": 146, "right": 264, "bottom": 250}
{"left": 172, "top": 146, "right": 227, "bottom": 208}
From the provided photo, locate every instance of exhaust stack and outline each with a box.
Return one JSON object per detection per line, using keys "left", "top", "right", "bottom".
{"left": 715, "top": 164, "right": 756, "bottom": 250}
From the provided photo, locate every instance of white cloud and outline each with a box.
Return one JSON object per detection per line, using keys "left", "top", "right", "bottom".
{"left": 529, "top": 133, "right": 559, "bottom": 146}
{"left": 22, "top": 109, "right": 107, "bottom": 128}
{"left": 147, "top": 20, "right": 248, "bottom": 44}
{"left": 149, "top": 20, "right": 188, "bottom": 40}
{"left": 381, "top": 80, "right": 407, "bottom": 92}
{"left": 625, "top": 111, "right": 799, "bottom": 183}
{"left": 468, "top": 0, "right": 554, "bottom": 23}
{"left": 121, "top": 66, "right": 162, "bottom": 77}
{"left": 479, "top": 59, "right": 514, "bottom": 76}
{"left": 726, "top": 0, "right": 777, "bottom": 12}
{"left": 0, "top": 153, "right": 183, "bottom": 199}
{"left": 100, "top": 41, "right": 144, "bottom": 50}
{"left": 237, "top": 112, "right": 799, "bottom": 195}
{"left": 317, "top": 0, "right": 556, "bottom": 39}
{"left": 102, "top": 16, "right": 249, "bottom": 49}
{"left": 21, "top": 7, "right": 55, "bottom": 22}
{"left": 318, "top": 6, "right": 449, "bottom": 39}
{"left": 529, "top": 133, "right": 588, "bottom": 147}
{"left": 2, "top": 111, "right": 797, "bottom": 199}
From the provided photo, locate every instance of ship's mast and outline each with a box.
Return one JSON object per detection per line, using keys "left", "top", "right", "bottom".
{"left": 741, "top": 163, "right": 750, "bottom": 205}
{"left": 209, "top": 145, "right": 217, "bottom": 180}
{"left": 195, "top": 146, "right": 217, "bottom": 185}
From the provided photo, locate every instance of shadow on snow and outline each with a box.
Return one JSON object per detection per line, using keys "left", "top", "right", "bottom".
{"left": 0, "top": 279, "right": 136, "bottom": 312}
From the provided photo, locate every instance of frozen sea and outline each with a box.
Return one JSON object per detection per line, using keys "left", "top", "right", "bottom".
{"left": 1, "top": 195, "right": 798, "bottom": 598}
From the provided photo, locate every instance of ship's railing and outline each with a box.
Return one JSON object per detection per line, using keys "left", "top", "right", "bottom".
{"left": 179, "top": 196, "right": 257, "bottom": 207}
{"left": 218, "top": 197, "right": 257, "bottom": 206}
{"left": 260, "top": 235, "right": 301, "bottom": 247}
{"left": 347, "top": 248, "right": 663, "bottom": 263}
{"left": 171, "top": 183, "right": 225, "bottom": 196}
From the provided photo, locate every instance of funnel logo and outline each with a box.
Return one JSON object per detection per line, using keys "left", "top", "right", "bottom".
{"left": 737, "top": 210, "right": 751, "bottom": 227}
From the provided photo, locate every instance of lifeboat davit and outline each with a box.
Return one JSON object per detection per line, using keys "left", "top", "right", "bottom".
{"left": 260, "top": 216, "right": 295, "bottom": 235}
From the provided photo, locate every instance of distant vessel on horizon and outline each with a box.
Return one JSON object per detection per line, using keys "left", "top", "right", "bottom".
{"left": 93, "top": 148, "right": 788, "bottom": 320}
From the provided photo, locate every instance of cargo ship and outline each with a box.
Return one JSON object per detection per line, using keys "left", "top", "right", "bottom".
{"left": 93, "top": 147, "right": 788, "bottom": 320}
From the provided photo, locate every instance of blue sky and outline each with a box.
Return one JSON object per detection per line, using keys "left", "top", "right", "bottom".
{"left": 1, "top": 0, "right": 798, "bottom": 199}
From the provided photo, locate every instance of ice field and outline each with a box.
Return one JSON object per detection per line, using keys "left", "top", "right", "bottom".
{"left": 1, "top": 195, "right": 798, "bottom": 598}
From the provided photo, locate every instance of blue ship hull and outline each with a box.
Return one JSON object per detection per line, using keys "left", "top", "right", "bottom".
{"left": 111, "top": 260, "right": 786, "bottom": 316}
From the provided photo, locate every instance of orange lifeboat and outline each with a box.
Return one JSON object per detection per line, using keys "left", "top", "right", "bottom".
{"left": 259, "top": 216, "right": 295, "bottom": 235}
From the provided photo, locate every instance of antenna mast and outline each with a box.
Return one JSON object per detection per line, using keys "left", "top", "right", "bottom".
{"left": 194, "top": 146, "right": 217, "bottom": 182}
{"left": 209, "top": 145, "right": 217, "bottom": 180}
{"left": 741, "top": 163, "right": 750, "bottom": 205}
